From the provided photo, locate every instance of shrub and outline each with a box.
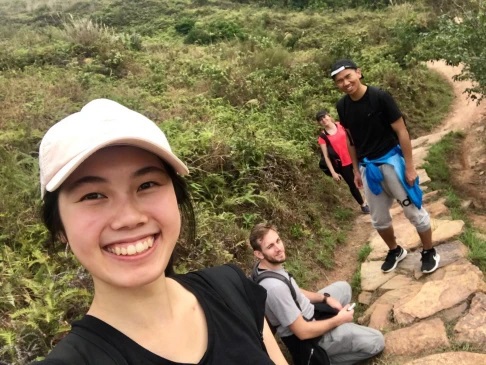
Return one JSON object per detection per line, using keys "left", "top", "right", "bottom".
{"left": 175, "top": 18, "right": 196, "bottom": 35}
{"left": 185, "top": 19, "right": 247, "bottom": 45}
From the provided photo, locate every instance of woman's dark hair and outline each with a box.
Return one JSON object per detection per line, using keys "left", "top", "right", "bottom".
{"left": 315, "top": 110, "right": 328, "bottom": 122}
{"left": 41, "top": 159, "right": 196, "bottom": 277}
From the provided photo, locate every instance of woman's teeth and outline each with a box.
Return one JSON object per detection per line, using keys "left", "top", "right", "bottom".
{"left": 107, "top": 237, "right": 154, "bottom": 256}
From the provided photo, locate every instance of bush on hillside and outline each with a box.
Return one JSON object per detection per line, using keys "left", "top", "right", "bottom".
{"left": 184, "top": 19, "right": 247, "bottom": 44}
{"left": 175, "top": 18, "right": 196, "bottom": 35}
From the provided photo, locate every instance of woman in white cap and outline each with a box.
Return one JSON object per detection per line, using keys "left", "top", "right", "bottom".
{"left": 33, "top": 99, "right": 288, "bottom": 365}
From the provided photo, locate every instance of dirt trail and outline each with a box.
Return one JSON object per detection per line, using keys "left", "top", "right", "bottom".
{"left": 317, "top": 61, "right": 486, "bottom": 288}
{"left": 429, "top": 61, "right": 486, "bottom": 231}
{"left": 427, "top": 60, "right": 486, "bottom": 133}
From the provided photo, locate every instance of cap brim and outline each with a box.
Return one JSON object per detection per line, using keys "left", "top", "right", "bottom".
{"left": 331, "top": 66, "right": 347, "bottom": 77}
{"left": 45, "top": 137, "right": 189, "bottom": 193}
{"left": 331, "top": 65, "right": 361, "bottom": 78}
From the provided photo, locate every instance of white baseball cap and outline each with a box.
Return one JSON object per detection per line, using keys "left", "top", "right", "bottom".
{"left": 39, "top": 98, "right": 189, "bottom": 197}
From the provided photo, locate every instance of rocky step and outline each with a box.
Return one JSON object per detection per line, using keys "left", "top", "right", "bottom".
{"left": 358, "top": 192, "right": 486, "bottom": 361}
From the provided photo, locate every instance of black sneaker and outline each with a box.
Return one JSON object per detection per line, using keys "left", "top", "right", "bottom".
{"left": 421, "top": 248, "right": 440, "bottom": 273}
{"left": 361, "top": 204, "right": 370, "bottom": 214}
{"left": 381, "top": 245, "right": 407, "bottom": 273}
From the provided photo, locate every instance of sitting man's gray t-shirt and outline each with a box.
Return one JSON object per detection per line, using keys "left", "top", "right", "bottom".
{"left": 257, "top": 267, "right": 314, "bottom": 338}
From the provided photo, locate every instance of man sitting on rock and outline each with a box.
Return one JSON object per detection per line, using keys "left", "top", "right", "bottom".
{"left": 249, "top": 222, "right": 384, "bottom": 365}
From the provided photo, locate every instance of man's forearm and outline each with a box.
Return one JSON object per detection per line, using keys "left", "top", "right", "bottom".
{"left": 301, "top": 288, "right": 325, "bottom": 303}
{"left": 290, "top": 315, "right": 344, "bottom": 340}
{"left": 397, "top": 129, "right": 414, "bottom": 169}
{"left": 391, "top": 118, "right": 414, "bottom": 169}
{"left": 347, "top": 137, "right": 360, "bottom": 172}
{"left": 263, "top": 319, "right": 289, "bottom": 364}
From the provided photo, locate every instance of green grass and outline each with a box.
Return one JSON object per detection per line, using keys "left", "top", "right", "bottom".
{"left": 423, "top": 132, "right": 486, "bottom": 275}
{"left": 350, "top": 269, "right": 362, "bottom": 295}
{"left": 422, "top": 132, "right": 465, "bottom": 190}
{"left": 461, "top": 230, "right": 486, "bottom": 273}
{"left": 357, "top": 243, "right": 372, "bottom": 263}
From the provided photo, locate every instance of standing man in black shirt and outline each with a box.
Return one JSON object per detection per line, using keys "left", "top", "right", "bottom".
{"left": 331, "top": 59, "right": 440, "bottom": 274}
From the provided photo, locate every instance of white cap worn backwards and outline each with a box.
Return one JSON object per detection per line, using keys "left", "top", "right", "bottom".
{"left": 39, "top": 98, "right": 189, "bottom": 197}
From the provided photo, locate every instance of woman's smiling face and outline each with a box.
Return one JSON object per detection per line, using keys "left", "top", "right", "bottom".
{"left": 58, "top": 146, "right": 181, "bottom": 290}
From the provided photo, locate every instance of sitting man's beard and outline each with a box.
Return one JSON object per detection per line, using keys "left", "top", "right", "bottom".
{"left": 263, "top": 252, "right": 286, "bottom": 264}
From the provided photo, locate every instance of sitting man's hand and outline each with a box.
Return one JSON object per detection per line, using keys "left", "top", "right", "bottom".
{"left": 335, "top": 304, "right": 354, "bottom": 324}
{"left": 326, "top": 296, "right": 343, "bottom": 311}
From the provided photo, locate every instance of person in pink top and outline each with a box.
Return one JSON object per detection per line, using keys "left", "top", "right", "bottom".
{"left": 316, "top": 110, "right": 370, "bottom": 214}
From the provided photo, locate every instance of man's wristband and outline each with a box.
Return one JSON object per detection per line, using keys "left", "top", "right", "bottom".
{"left": 322, "top": 293, "right": 330, "bottom": 303}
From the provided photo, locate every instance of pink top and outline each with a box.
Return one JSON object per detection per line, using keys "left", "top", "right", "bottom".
{"left": 317, "top": 122, "right": 352, "bottom": 167}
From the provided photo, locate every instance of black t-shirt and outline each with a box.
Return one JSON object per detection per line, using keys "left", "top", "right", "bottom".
{"left": 337, "top": 86, "right": 402, "bottom": 161}
{"left": 31, "top": 267, "right": 273, "bottom": 365}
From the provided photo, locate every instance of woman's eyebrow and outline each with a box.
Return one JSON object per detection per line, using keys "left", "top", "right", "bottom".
{"left": 132, "top": 165, "right": 167, "bottom": 178}
{"left": 64, "top": 165, "right": 167, "bottom": 193}
{"left": 64, "top": 175, "right": 106, "bottom": 193}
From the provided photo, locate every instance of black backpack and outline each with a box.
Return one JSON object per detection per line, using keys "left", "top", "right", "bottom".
{"left": 250, "top": 263, "right": 331, "bottom": 365}
{"left": 318, "top": 131, "right": 342, "bottom": 177}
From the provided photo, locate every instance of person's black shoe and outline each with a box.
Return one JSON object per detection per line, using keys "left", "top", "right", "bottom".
{"left": 421, "top": 248, "right": 440, "bottom": 273}
{"left": 381, "top": 245, "right": 407, "bottom": 273}
{"left": 360, "top": 204, "right": 370, "bottom": 214}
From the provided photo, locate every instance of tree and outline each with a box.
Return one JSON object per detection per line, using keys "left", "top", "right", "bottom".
{"left": 418, "top": 1, "right": 485, "bottom": 102}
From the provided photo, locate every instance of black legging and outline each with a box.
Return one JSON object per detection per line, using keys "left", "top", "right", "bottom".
{"left": 340, "top": 164, "right": 364, "bottom": 205}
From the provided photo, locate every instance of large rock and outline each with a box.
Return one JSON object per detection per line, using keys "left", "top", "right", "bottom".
{"left": 426, "top": 258, "right": 484, "bottom": 283}
{"left": 454, "top": 292, "right": 486, "bottom": 346}
{"left": 380, "top": 274, "right": 413, "bottom": 290}
{"left": 404, "top": 352, "right": 486, "bottom": 365}
{"left": 424, "top": 198, "right": 449, "bottom": 218}
{"left": 368, "top": 303, "right": 392, "bottom": 330}
{"left": 384, "top": 318, "right": 450, "bottom": 356}
{"left": 440, "top": 302, "right": 468, "bottom": 322}
{"left": 360, "top": 261, "right": 397, "bottom": 291}
{"left": 394, "top": 260, "right": 484, "bottom": 324}
{"left": 412, "top": 146, "right": 429, "bottom": 167}
{"left": 430, "top": 240, "right": 469, "bottom": 267}
{"left": 358, "top": 291, "right": 373, "bottom": 305}
{"left": 417, "top": 168, "right": 431, "bottom": 184}
{"left": 358, "top": 283, "right": 422, "bottom": 325}
{"left": 422, "top": 190, "right": 439, "bottom": 203}
{"left": 432, "top": 219, "right": 465, "bottom": 243}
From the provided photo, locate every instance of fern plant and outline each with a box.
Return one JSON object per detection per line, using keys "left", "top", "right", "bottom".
{"left": 1, "top": 245, "right": 91, "bottom": 363}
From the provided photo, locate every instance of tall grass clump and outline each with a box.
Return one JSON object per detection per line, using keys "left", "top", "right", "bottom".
{"left": 62, "top": 15, "right": 138, "bottom": 77}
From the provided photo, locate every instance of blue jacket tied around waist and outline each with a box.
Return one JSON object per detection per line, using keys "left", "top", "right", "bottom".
{"left": 360, "top": 146, "right": 423, "bottom": 209}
